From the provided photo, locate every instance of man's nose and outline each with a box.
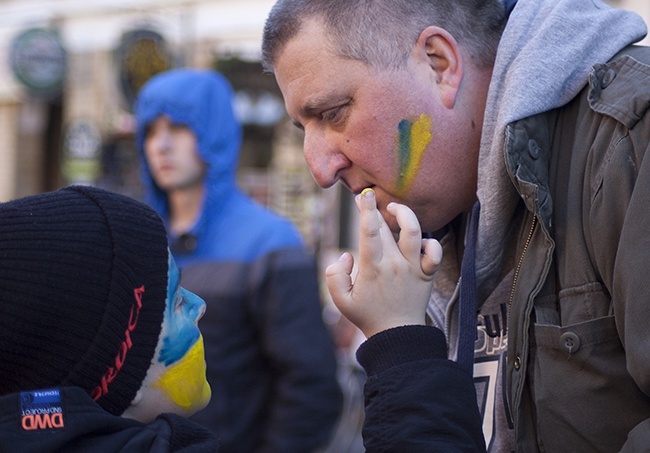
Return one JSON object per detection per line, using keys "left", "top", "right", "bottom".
{"left": 303, "top": 132, "right": 351, "bottom": 188}
{"left": 149, "top": 130, "right": 172, "bottom": 154}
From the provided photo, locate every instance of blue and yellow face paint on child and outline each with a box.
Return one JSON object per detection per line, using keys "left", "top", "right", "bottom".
{"left": 153, "top": 255, "right": 211, "bottom": 411}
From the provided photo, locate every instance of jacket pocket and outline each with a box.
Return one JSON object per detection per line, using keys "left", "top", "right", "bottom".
{"left": 531, "top": 315, "right": 650, "bottom": 452}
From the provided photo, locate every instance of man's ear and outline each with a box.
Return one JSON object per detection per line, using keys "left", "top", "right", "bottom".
{"left": 415, "top": 26, "right": 464, "bottom": 109}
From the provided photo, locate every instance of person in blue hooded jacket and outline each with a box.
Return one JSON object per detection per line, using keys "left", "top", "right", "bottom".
{"left": 135, "top": 68, "right": 342, "bottom": 453}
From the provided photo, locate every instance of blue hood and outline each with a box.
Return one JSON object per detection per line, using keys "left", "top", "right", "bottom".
{"left": 135, "top": 69, "right": 242, "bottom": 220}
{"left": 135, "top": 68, "right": 303, "bottom": 265}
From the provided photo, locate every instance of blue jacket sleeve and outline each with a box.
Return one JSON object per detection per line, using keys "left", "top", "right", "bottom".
{"left": 356, "top": 326, "right": 486, "bottom": 452}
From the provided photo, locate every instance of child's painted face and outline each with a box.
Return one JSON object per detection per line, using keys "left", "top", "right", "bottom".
{"left": 121, "top": 251, "right": 210, "bottom": 423}
{"left": 152, "top": 255, "right": 211, "bottom": 410}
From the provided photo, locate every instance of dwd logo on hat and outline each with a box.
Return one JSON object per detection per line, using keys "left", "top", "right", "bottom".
{"left": 90, "top": 286, "right": 145, "bottom": 401}
{"left": 20, "top": 388, "right": 65, "bottom": 430}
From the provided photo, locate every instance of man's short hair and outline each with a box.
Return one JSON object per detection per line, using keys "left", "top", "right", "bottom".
{"left": 262, "top": 0, "right": 506, "bottom": 72}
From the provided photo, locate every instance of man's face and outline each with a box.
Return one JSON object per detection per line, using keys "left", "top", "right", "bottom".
{"left": 274, "top": 19, "right": 478, "bottom": 232}
{"left": 144, "top": 116, "right": 206, "bottom": 192}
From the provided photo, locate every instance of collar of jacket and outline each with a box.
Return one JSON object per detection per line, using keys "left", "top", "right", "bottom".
{"left": 504, "top": 114, "right": 554, "bottom": 232}
{"left": 504, "top": 47, "right": 650, "bottom": 234}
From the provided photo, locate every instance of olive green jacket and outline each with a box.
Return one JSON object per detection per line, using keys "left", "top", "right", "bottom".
{"left": 506, "top": 45, "right": 650, "bottom": 452}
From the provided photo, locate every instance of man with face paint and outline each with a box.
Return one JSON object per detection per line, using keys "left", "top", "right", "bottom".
{"left": 0, "top": 186, "right": 217, "bottom": 451}
{"left": 262, "top": 0, "right": 650, "bottom": 452}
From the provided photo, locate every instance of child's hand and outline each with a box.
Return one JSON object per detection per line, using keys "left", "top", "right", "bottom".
{"left": 326, "top": 188, "right": 443, "bottom": 339}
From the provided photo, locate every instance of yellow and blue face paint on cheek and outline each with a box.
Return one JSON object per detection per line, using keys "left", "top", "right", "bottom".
{"left": 153, "top": 331, "right": 210, "bottom": 409}
{"left": 395, "top": 114, "right": 433, "bottom": 196}
{"left": 153, "top": 257, "right": 211, "bottom": 409}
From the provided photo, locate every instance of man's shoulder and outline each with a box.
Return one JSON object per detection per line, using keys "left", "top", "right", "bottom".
{"left": 611, "top": 44, "right": 650, "bottom": 64}
{"left": 220, "top": 191, "right": 300, "bottom": 233}
{"left": 586, "top": 44, "right": 650, "bottom": 129}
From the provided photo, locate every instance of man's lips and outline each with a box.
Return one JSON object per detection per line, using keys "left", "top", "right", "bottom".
{"left": 349, "top": 184, "right": 374, "bottom": 196}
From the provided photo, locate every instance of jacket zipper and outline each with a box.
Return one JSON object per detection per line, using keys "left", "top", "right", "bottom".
{"left": 508, "top": 214, "right": 537, "bottom": 326}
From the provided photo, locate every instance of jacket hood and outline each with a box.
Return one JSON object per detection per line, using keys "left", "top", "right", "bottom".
{"left": 474, "top": 0, "right": 647, "bottom": 298}
{"left": 135, "top": 68, "right": 242, "bottom": 220}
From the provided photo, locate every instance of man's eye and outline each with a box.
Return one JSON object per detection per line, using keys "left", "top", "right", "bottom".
{"left": 322, "top": 106, "right": 342, "bottom": 122}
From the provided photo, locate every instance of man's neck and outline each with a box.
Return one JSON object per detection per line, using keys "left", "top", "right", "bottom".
{"left": 167, "top": 185, "right": 205, "bottom": 236}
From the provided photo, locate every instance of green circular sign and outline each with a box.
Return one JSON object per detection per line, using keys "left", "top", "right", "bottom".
{"left": 10, "top": 28, "right": 66, "bottom": 98}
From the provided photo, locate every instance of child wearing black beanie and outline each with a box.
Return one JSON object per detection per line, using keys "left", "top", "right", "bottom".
{"left": 0, "top": 186, "right": 218, "bottom": 452}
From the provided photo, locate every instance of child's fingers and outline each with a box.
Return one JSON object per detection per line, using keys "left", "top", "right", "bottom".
{"left": 387, "top": 202, "right": 424, "bottom": 264}
{"left": 420, "top": 238, "right": 443, "bottom": 276}
{"left": 356, "top": 188, "right": 384, "bottom": 267}
{"left": 325, "top": 252, "right": 355, "bottom": 310}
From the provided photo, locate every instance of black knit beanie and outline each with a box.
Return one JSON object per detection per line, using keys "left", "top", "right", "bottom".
{"left": 0, "top": 185, "right": 169, "bottom": 416}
